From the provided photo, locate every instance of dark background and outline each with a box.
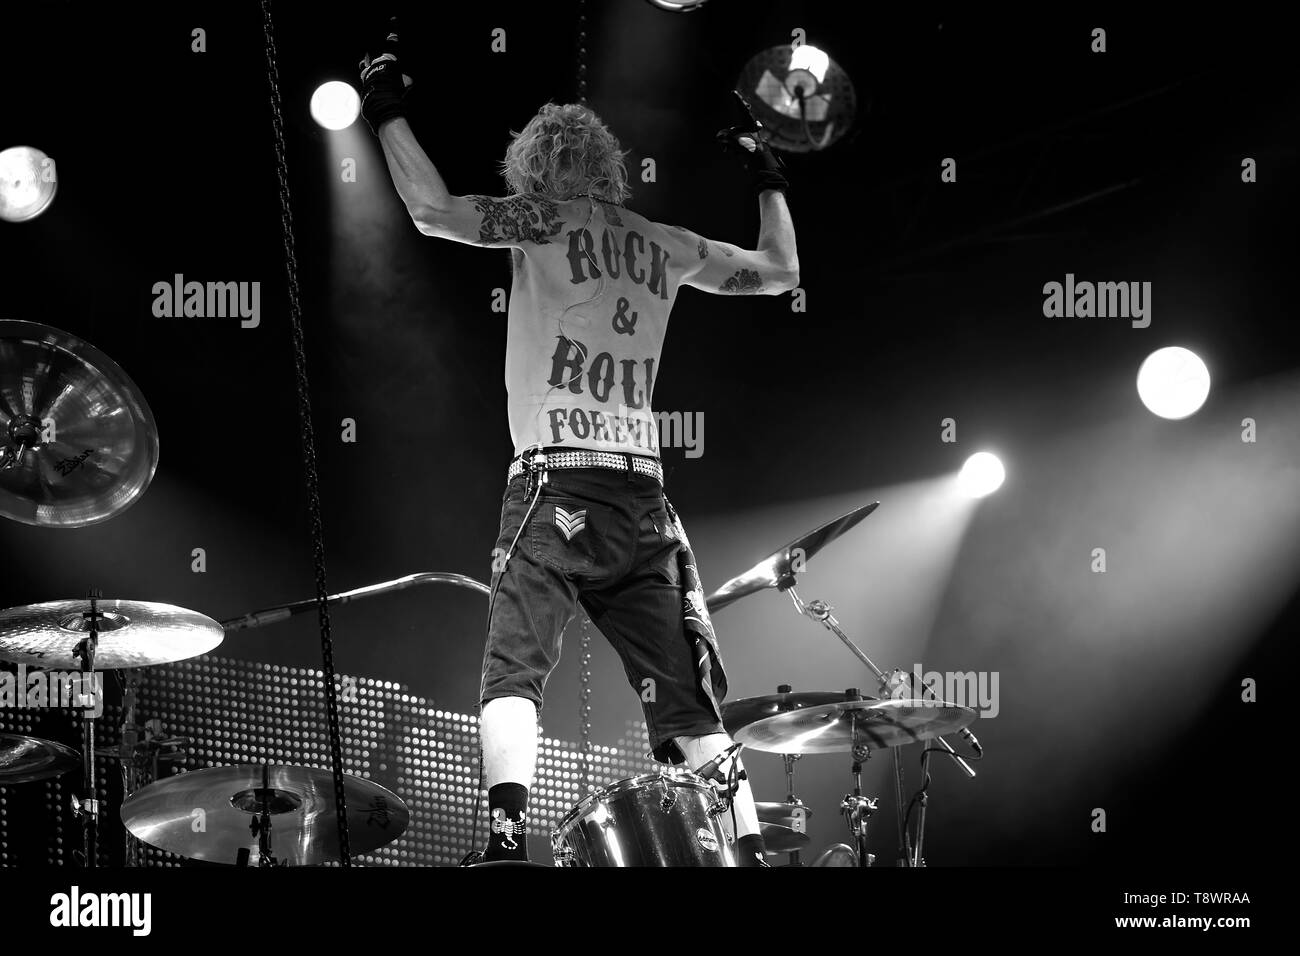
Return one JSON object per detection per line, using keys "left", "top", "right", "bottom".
{"left": 1, "top": 1, "right": 1295, "bottom": 866}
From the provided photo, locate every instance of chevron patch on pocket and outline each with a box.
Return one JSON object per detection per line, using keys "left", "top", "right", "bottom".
{"left": 554, "top": 506, "right": 588, "bottom": 541}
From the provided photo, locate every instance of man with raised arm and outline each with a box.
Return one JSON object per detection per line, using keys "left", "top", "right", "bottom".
{"left": 360, "top": 21, "right": 798, "bottom": 866}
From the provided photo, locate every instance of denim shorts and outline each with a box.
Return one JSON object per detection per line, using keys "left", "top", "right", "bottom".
{"left": 479, "top": 466, "right": 728, "bottom": 763}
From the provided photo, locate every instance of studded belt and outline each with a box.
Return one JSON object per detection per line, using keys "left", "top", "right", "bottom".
{"left": 507, "top": 448, "right": 664, "bottom": 485}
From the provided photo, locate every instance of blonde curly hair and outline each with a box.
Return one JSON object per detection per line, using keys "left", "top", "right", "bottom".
{"left": 500, "top": 102, "right": 632, "bottom": 204}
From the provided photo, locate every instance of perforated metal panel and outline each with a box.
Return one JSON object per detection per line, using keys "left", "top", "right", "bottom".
{"left": 0, "top": 656, "right": 658, "bottom": 866}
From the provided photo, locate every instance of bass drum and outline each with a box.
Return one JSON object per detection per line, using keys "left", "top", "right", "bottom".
{"left": 552, "top": 769, "right": 735, "bottom": 867}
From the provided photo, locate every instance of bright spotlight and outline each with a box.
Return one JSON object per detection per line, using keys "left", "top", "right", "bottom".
{"left": 1136, "top": 346, "right": 1211, "bottom": 420}
{"left": 789, "top": 44, "right": 830, "bottom": 84}
{"left": 310, "top": 81, "right": 361, "bottom": 131}
{"left": 959, "top": 452, "right": 1006, "bottom": 499}
{"left": 645, "top": 0, "right": 711, "bottom": 10}
{"left": 0, "top": 145, "right": 58, "bottom": 223}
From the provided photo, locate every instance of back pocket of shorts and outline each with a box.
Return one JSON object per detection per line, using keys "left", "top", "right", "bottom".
{"left": 529, "top": 499, "right": 606, "bottom": 575}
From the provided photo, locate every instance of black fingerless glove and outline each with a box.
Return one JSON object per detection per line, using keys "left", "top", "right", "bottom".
{"left": 359, "top": 19, "right": 408, "bottom": 134}
{"left": 716, "top": 126, "right": 790, "bottom": 196}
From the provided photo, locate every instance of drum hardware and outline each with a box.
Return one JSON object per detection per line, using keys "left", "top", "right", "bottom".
{"left": 120, "top": 764, "right": 410, "bottom": 866}
{"left": 219, "top": 571, "right": 491, "bottom": 633}
{"left": 69, "top": 590, "right": 103, "bottom": 868}
{"left": 658, "top": 770, "right": 679, "bottom": 812}
{"left": 551, "top": 770, "right": 735, "bottom": 867}
{"left": 841, "top": 739, "right": 879, "bottom": 868}
{"left": 0, "top": 591, "right": 226, "bottom": 867}
{"left": 707, "top": 502, "right": 983, "bottom": 867}
{"left": 243, "top": 765, "right": 283, "bottom": 867}
{"left": 756, "top": 787, "right": 814, "bottom": 859}
{"left": 810, "top": 843, "right": 859, "bottom": 867}
{"left": 0, "top": 733, "right": 80, "bottom": 785}
{"left": 0, "top": 320, "right": 159, "bottom": 528}
{"left": 0, "top": 598, "right": 225, "bottom": 670}
{"left": 690, "top": 740, "right": 745, "bottom": 836}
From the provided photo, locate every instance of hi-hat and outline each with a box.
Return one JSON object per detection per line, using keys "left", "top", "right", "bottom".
{"left": 705, "top": 502, "right": 878, "bottom": 613}
{"left": 0, "top": 320, "right": 159, "bottom": 527}
{"left": 0, "top": 733, "right": 79, "bottom": 784}
{"left": 0, "top": 599, "right": 223, "bottom": 670}
{"left": 755, "top": 801, "right": 814, "bottom": 854}
{"left": 121, "top": 765, "right": 410, "bottom": 866}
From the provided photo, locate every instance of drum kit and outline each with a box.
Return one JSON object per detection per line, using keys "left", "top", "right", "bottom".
{"left": 551, "top": 504, "right": 983, "bottom": 868}
{"left": 0, "top": 319, "right": 982, "bottom": 868}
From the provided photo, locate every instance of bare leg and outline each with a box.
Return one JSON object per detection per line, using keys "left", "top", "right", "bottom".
{"left": 674, "top": 732, "right": 762, "bottom": 841}
{"left": 481, "top": 696, "right": 538, "bottom": 789}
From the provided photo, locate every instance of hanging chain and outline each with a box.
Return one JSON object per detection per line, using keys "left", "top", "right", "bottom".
{"left": 574, "top": 0, "right": 595, "bottom": 796}
{"left": 260, "top": 0, "right": 351, "bottom": 866}
{"left": 578, "top": 616, "right": 596, "bottom": 793}
{"left": 575, "top": 0, "right": 589, "bottom": 105}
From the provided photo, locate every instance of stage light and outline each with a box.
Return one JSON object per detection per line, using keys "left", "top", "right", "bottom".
{"left": 738, "top": 44, "right": 857, "bottom": 153}
{"left": 644, "top": 0, "right": 711, "bottom": 10}
{"left": 958, "top": 452, "right": 1006, "bottom": 498}
{"left": 0, "top": 145, "right": 57, "bottom": 223}
{"left": 1137, "top": 346, "right": 1211, "bottom": 419}
{"left": 788, "top": 44, "right": 830, "bottom": 96}
{"left": 310, "top": 81, "right": 361, "bottom": 131}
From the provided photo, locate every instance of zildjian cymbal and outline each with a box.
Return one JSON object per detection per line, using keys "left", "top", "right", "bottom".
{"left": 121, "top": 765, "right": 411, "bottom": 866}
{"left": 0, "top": 600, "right": 223, "bottom": 670}
{"left": 0, "top": 320, "right": 158, "bottom": 527}
{"left": 0, "top": 733, "right": 79, "bottom": 784}
{"left": 722, "top": 691, "right": 976, "bottom": 754}
{"left": 704, "top": 502, "right": 879, "bottom": 613}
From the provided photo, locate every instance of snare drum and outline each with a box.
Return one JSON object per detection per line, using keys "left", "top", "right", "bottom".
{"left": 551, "top": 769, "right": 735, "bottom": 867}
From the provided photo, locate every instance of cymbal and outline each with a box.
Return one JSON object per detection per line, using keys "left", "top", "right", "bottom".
{"left": 0, "top": 732, "right": 79, "bottom": 784}
{"left": 724, "top": 692, "right": 976, "bottom": 754}
{"left": 121, "top": 765, "right": 410, "bottom": 866}
{"left": 755, "top": 800, "right": 814, "bottom": 827}
{"left": 0, "top": 320, "right": 159, "bottom": 527}
{"left": 704, "top": 502, "right": 878, "bottom": 613}
{"left": 0, "top": 600, "right": 223, "bottom": 669}
{"left": 760, "top": 823, "right": 811, "bottom": 854}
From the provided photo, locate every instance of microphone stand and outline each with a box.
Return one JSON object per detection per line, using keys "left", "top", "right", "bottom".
{"left": 778, "top": 576, "right": 975, "bottom": 868}
{"left": 221, "top": 571, "right": 490, "bottom": 632}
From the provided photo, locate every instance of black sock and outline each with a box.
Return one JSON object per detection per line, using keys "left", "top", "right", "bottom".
{"left": 484, "top": 783, "right": 529, "bottom": 861}
{"left": 736, "top": 833, "right": 768, "bottom": 867}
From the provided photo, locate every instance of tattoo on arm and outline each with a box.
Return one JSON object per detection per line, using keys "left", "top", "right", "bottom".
{"left": 466, "top": 195, "right": 563, "bottom": 245}
{"left": 719, "top": 268, "right": 764, "bottom": 294}
{"left": 697, "top": 238, "right": 708, "bottom": 259}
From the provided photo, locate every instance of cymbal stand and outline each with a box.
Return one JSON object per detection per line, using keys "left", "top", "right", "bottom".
{"left": 71, "top": 589, "right": 102, "bottom": 868}
{"left": 248, "top": 764, "right": 282, "bottom": 867}
{"left": 781, "top": 749, "right": 807, "bottom": 866}
{"left": 781, "top": 582, "right": 974, "bottom": 867}
{"left": 841, "top": 742, "right": 877, "bottom": 868}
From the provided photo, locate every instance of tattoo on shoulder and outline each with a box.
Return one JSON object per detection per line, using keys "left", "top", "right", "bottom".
{"left": 719, "top": 268, "right": 763, "bottom": 294}
{"left": 604, "top": 205, "right": 624, "bottom": 227}
{"left": 720, "top": 245, "right": 735, "bottom": 257}
{"left": 466, "top": 195, "right": 563, "bottom": 245}
{"left": 697, "top": 238, "right": 708, "bottom": 259}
